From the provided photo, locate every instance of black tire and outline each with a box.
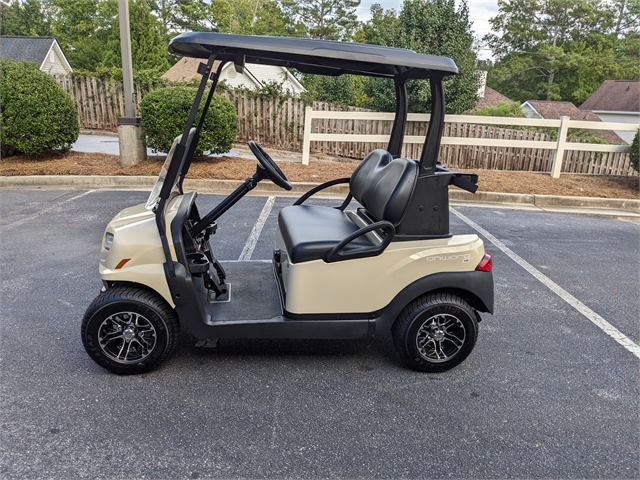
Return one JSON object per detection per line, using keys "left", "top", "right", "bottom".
{"left": 391, "top": 293, "right": 478, "bottom": 372}
{"left": 81, "top": 287, "right": 179, "bottom": 375}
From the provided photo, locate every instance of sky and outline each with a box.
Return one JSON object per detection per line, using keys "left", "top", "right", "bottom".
{"left": 356, "top": 0, "right": 500, "bottom": 60}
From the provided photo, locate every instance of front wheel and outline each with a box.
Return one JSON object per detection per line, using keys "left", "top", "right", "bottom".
{"left": 391, "top": 293, "right": 478, "bottom": 372}
{"left": 81, "top": 287, "right": 179, "bottom": 375}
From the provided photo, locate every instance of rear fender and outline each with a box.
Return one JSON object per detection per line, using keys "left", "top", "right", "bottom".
{"left": 374, "top": 270, "right": 493, "bottom": 337}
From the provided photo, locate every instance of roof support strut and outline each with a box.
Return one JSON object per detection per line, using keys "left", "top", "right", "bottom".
{"left": 387, "top": 77, "right": 408, "bottom": 158}
{"left": 419, "top": 76, "right": 445, "bottom": 175}
{"left": 178, "top": 59, "right": 228, "bottom": 193}
{"left": 156, "top": 51, "right": 218, "bottom": 277}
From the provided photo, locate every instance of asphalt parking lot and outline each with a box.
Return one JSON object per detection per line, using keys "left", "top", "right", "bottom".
{"left": 1, "top": 188, "right": 638, "bottom": 479}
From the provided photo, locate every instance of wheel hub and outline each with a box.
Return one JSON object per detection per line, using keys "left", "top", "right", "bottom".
{"left": 415, "top": 313, "right": 466, "bottom": 363}
{"left": 97, "top": 312, "right": 157, "bottom": 364}
{"left": 430, "top": 326, "right": 445, "bottom": 342}
{"left": 123, "top": 327, "right": 136, "bottom": 342}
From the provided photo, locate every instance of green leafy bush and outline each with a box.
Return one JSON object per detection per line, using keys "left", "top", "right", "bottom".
{"left": 630, "top": 129, "right": 639, "bottom": 173}
{"left": 0, "top": 60, "right": 79, "bottom": 156}
{"left": 471, "top": 101, "right": 525, "bottom": 117}
{"left": 139, "top": 86, "right": 238, "bottom": 156}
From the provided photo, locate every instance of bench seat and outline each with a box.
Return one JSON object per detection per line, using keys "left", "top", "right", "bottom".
{"left": 278, "top": 205, "right": 373, "bottom": 264}
{"left": 277, "top": 150, "right": 418, "bottom": 264}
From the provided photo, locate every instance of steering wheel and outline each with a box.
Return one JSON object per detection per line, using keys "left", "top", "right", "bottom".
{"left": 248, "top": 141, "right": 292, "bottom": 191}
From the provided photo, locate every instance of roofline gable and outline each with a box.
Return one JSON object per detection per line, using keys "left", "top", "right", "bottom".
{"left": 222, "top": 62, "right": 262, "bottom": 87}
{"left": 279, "top": 66, "right": 305, "bottom": 91}
{"left": 520, "top": 101, "right": 542, "bottom": 118}
{"left": 38, "top": 38, "right": 72, "bottom": 73}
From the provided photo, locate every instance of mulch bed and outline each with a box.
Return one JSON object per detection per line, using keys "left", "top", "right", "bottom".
{"left": 1, "top": 151, "right": 638, "bottom": 199}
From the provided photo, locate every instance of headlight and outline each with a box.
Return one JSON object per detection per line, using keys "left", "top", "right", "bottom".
{"left": 104, "top": 232, "right": 114, "bottom": 250}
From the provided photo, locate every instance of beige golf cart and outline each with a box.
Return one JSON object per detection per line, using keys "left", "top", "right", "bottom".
{"left": 81, "top": 33, "right": 494, "bottom": 374}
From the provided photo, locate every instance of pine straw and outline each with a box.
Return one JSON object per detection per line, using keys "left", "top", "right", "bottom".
{"left": 1, "top": 151, "right": 638, "bottom": 199}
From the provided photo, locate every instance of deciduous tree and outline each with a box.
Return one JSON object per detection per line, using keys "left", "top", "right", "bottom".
{"left": 363, "top": 0, "right": 481, "bottom": 114}
{"left": 485, "top": 0, "right": 639, "bottom": 104}
{"left": 0, "top": 0, "right": 52, "bottom": 36}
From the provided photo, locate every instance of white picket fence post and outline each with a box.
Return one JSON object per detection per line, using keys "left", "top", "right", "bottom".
{"left": 302, "top": 106, "right": 313, "bottom": 165}
{"left": 551, "top": 116, "right": 571, "bottom": 178}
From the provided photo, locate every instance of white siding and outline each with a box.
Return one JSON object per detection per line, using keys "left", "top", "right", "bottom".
{"left": 220, "top": 63, "right": 260, "bottom": 89}
{"left": 245, "top": 64, "right": 305, "bottom": 95}
{"left": 39, "top": 46, "right": 71, "bottom": 75}
{"left": 521, "top": 102, "right": 541, "bottom": 119}
{"left": 216, "top": 63, "right": 305, "bottom": 95}
{"left": 592, "top": 112, "right": 640, "bottom": 143}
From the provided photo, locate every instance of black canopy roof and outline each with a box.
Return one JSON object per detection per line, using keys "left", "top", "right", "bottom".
{"left": 168, "top": 33, "right": 458, "bottom": 79}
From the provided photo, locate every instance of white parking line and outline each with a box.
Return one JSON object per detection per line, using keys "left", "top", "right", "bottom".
{"left": 451, "top": 207, "right": 640, "bottom": 359}
{"left": 238, "top": 196, "right": 276, "bottom": 261}
{"left": 0, "top": 190, "right": 96, "bottom": 233}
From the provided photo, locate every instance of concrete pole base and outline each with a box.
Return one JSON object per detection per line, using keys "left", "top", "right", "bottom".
{"left": 117, "top": 117, "right": 147, "bottom": 166}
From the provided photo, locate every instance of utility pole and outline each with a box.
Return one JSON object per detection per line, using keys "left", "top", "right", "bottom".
{"left": 117, "top": 0, "right": 146, "bottom": 166}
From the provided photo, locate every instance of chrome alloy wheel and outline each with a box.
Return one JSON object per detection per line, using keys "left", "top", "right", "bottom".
{"left": 98, "top": 312, "right": 157, "bottom": 364}
{"left": 415, "top": 313, "right": 466, "bottom": 362}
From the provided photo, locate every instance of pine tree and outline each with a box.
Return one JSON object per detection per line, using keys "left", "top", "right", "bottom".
{"left": 104, "top": 0, "right": 170, "bottom": 72}
{"left": 281, "top": 0, "right": 361, "bottom": 40}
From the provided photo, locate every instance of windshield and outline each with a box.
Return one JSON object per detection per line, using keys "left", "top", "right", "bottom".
{"left": 145, "top": 128, "right": 196, "bottom": 210}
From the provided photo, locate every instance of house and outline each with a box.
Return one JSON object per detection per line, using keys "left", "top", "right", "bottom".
{"left": 476, "top": 86, "right": 514, "bottom": 109}
{"left": 0, "top": 36, "right": 72, "bottom": 74}
{"left": 162, "top": 57, "right": 305, "bottom": 96}
{"left": 473, "top": 61, "right": 514, "bottom": 110}
{"left": 579, "top": 80, "right": 640, "bottom": 143}
{"left": 520, "top": 99, "right": 624, "bottom": 144}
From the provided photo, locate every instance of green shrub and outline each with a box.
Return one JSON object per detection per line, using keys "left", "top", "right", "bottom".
{"left": 630, "top": 129, "right": 639, "bottom": 173}
{"left": 139, "top": 86, "right": 238, "bottom": 156}
{"left": 471, "top": 101, "right": 525, "bottom": 118}
{"left": 0, "top": 60, "right": 79, "bottom": 156}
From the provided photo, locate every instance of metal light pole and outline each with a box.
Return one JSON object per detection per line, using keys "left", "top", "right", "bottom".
{"left": 117, "top": 0, "right": 146, "bottom": 166}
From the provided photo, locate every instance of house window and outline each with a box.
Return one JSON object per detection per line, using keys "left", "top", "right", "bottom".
{"left": 50, "top": 50, "right": 55, "bottom": 63}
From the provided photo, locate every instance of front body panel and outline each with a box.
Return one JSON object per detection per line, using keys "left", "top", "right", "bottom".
{"left": 99, "top": 197, "right": 183, "bottom": 307}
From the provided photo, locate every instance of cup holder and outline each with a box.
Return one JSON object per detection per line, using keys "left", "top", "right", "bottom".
{"left": 187, "top": 253, "right": 210, "bottom": 275}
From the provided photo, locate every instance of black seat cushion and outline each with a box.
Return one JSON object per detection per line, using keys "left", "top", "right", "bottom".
{"left": 278, "top": 205, "right": 373, "bottom": 264}
{"left": 278, "top": 150, "right": 417, "bottom": 264}
{"left": 350, "top": 149, "right": 418, "bottom": 226}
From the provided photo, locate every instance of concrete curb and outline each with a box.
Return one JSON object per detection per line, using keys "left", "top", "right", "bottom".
{"left": 448, "top": 190, "right": 640, "bottom": 212}
{"left": 2, "top": 175, "right": 639, "bottom": 213}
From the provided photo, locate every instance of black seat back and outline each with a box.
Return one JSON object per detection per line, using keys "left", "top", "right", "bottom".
{"left": 349, "top": 150, "right": 418, "bottom": 226}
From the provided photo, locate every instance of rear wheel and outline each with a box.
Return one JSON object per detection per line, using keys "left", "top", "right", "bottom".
{"left": 391, "top": 293, "right": 478, "bottom": 372}
{"left": 81, "top": 287, "right": 179, "bottom": 375}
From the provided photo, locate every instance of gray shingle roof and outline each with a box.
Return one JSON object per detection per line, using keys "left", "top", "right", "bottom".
{"left": 0, "top": 36, "right": 55, "bottom": 66}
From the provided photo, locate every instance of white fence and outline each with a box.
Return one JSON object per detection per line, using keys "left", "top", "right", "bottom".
{"left": 301, "top": 107, "right": 638, "bottom": 177}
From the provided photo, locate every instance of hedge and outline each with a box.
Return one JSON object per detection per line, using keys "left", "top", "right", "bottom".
{"left": 0, "top": 60, "right": 79, "bottom": 156}
{"left": 139, "top": 86, "right": 237, "bottom": 156}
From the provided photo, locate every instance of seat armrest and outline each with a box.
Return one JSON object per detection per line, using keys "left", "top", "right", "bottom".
{"left": 450, "top": 174, "right": 478, "bottom": 193}
{"left": 294, "top": 177, "right": 351, "bottom": 208}
{"left": 324, "top": 221, "right": 395, "bottom": 263}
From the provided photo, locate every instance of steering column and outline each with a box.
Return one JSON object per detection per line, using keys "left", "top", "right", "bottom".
{"left": 189, "top": 142, "right": 291, "bottom": 237}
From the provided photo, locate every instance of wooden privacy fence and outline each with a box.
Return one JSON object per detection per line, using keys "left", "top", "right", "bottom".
{"left": 302, "top": 108, "right": 638, "bottom": 177}
{"left": 53, "top": 74, "right": 350, "bottom": 151}
{"left": 54, "top": 75, "right": 638, "bottom": 176}
{"left": 53, "top": 74, "right": 146, "bottom": 130}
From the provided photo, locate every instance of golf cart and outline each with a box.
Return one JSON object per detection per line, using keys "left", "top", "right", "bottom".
{"left": 81, "top": 33, "right": 494, "bottom": 375}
